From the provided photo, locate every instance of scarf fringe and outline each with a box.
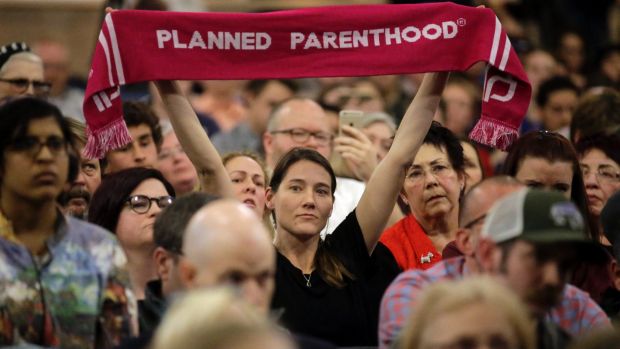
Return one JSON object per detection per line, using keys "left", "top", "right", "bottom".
{"left": 83, "top": 118, "right": 132, "bottom": 159}
{"left": 469, "top": 118, "right": 519, "bottom": 151}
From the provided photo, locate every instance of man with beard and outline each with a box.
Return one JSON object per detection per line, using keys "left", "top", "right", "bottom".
{"left": 380, "top": 184, "right": 610, "bottom": 349}
{"left": 58, "top": 119, "right": 102, "bottom": 219}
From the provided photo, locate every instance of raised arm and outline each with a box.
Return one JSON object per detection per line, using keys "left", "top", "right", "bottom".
{"left": 153, "top": 81, "right": 234, "bottom": 198}
{"left": 355, "top": 72, "right": 449, "bottom": 253}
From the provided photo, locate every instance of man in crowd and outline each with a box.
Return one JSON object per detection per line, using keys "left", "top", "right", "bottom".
{"left": 179, "top": 199, "right": 276, "bottom": 314}
{"left": 535, "top": 76, "right": 579, "bottom": 138}
{"left": 104, "top": 101, "right": 162, "bottom": 173}
{"left": 140, "top": 192, "right": 218, "bottom": 333}
{"left": 58, "top": 119, "right": 102, "bottom": 219}
{"left": 380, "top": 179, "right": 610, "bottom": 349}
{"left": 32, "top": 39, "right": 85, "bottom": 121}
{"left": 0, "top": 97, "right": 135, "bottom": 348}
{"left": 213, "top": 79, "right": 297, "bottom": 155}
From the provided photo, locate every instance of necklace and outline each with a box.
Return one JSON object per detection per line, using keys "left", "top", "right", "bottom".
{"left": 302, "top": 272, "right": 312, "bottom": 288}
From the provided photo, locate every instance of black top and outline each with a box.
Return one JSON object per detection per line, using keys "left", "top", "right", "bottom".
{"left": 271, "top": 210, "right": 401, "bottom": 346}
{"left": 138, "top": 279, "right": 166, "bottom": 334}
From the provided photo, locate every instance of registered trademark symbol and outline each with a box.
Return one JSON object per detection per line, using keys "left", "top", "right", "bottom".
{"left": 457, "top": 18, "right": 466, "bottom": 26}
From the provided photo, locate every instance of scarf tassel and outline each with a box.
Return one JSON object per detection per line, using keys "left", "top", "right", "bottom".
{"left": 83, "top": 118, "right": 133, "bottom": 160}
{"left": 469, "top": 118, "right": 519, "bottom": 152}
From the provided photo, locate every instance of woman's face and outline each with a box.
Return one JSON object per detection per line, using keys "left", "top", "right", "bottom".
{"left": 157, "top": 132, "right": 198, "bottom": 196}
{"left": 419, "top": 302, "right": 520, "bottom": 349}
{"left": 461, "top": 141, "right": 483, "bottom": 193}
{"left": 580, "top": 148, "right": 620, "bottom": 217}
{"left": 515, "top": 156, "right": 573, "bottom": 199}
{"left": 225, "top": 156, "right": 267, "bottom": 217}
{"left": 362, "top": 121, "right": 393, "bottom": 161}
{"left": 268, "top": 160, "right": 333, "bottom": 238}
{"left": 403, "top": 144, "right": 464, "bottom": 223}
{"left": 116, "top": 178, "right": 170, "bottom": 251}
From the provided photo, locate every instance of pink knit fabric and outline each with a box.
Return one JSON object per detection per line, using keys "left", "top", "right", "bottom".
{"left": 83, "top": 3, "right": 530, "bottom": 158}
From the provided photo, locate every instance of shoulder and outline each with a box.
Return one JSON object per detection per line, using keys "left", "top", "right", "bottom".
{"left": 64, "top": 217, "right": 127, "bottom": 268}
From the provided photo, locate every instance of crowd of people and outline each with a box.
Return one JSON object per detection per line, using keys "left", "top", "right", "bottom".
{"left": 1, "top": 0, "right": 620, "bottom": 348}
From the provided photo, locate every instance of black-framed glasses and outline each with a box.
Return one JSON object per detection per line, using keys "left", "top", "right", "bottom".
{"left": 270, "top": 128, "right": 333, "bottom": 145}
{"left": 7, "top": 136, "right": 67, "bottom": 158}
{"left": 125, "top": 195, "right": 174, "bottom": 214}
{"left": 0, "top": 78, "right": 52, "bottom": 96}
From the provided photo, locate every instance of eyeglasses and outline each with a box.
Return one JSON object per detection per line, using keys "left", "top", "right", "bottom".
{"left": 7, "top": 136, "right": 67, "bottom": 158}
{"left": 581, "top": 165, "right": 620, "bottom": 183}
{"left": 270, "top": 128, "right": 333, "bottom": 145}
{"left": 158, "top": 145, "right": 185, "bottom": 161}
{"left": 406, "top": 163, "right": 455, "bottom": 183}
{"left": 125, "top": 195, "right": 174, "bottom": 214}
{"left": 0, "top": 78, "right": 52, "bottom": 97}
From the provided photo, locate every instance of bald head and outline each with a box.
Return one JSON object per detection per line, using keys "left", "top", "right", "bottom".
{"left": 264, "top": 97, "right": 333, "bottom": 169}
{"left": 459, "top": 176, "right": 524, "bottom": 230}
{"left": 181, "top": 200, "right": 275, "bottom": 314}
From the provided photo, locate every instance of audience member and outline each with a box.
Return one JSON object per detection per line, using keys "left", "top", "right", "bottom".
{"left": 587, "top": 44, "right": 620, "bottom": 90}
{"left": 140, "top": 192, "right": 218, "bottom": 333}
{"left": 441, "top": 74, "right": 481, "bottom": 137}
{"left": 267, "top": 73, "right": 447, "bottom": 346}
{"left": 58, "top": 118, "right": 102, "bottom": 219}
{"left": 501, "top": 130, "right": 599, "bottom": 241}
{"left": 31, "top": 39, "right": 85, "bottom": 121}
{"left": 212, "top": 79, "right": 297, "bottom": 155}
{"left": 535, "top": 76, "right": 580, "bottom": 137}
{"left": 379, "top": 186, "right": 610, "bottom": 349}
{"left": 89, "top": 167, "right": 175, "bottom": 299}
{"left": 399, "top": 277, "right": 535, "bottom": 349}
{"left": 152, "top": 288, "right": 297, "bottom": 349}
{"left": 556, "top": 31, "right": 587, "bottom": 88}
{"left": 0, "top": 42, "right": 49, "bottom": 100}
{"left": 222, "top": 152, "right": 269, "bottom": 219}
{"left": 570, "top": 88, "right": 620, "bottom": 143}
{"left": 180, "top": 199, "right": 275, "bottom": 313}
{"left": 600, "top": 191, "right": 620, "bottom": 320}
{"left": 379, "top": 122, "right": 465, "bottom": 270}
{"left": 0, "top": 97, "right": 135, "bottom": 348}
{"left": 360, "top": 112, "right": 396, "bottom": 162}
{"left": 103, "top": 101, "right": 163, "bottom": 173}
{"left": 264, "top": 97, "right": 366, "bottom": 235}
{"left": 460, "top": 138, "right": 485, "bottom": 193}
{"left": 341, "top": 78, "right": 387, "bottom": 113}
{"left": 156, "top": 121, "right": 199, "bottom": 196}
{"left": 575, "top": 135, "right": 620, "bottom": 234}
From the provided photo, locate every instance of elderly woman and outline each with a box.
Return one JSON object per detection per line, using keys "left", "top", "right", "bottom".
{"left": 89, "top": 167, "right": 175, "bottom": 299}
{"left": 400, "top": 277, "right": 535, "bottom": 349}
{"left": 379, "top": 122, "right": 465, "bottom": 270}
{"left": 575, "top": 134, "right": 620, "bottom": 236}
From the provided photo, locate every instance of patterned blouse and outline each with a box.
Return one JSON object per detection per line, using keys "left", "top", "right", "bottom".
{"left": 0, "top": 211, "right": 136, "bottom": 348}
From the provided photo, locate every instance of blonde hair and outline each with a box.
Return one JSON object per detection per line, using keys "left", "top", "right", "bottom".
{"left": 400, "top": 276, "right": 535, "bottom": 349}
{"left": 221, "top": 152, "right": 274, "bottom": 236}
{"left": 152, "top": 287, "right": 284, "bottom": 349}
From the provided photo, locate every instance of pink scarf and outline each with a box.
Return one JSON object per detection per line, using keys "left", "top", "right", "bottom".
{"left": 83, "top": 2, "right": 530, "bottom": 158}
